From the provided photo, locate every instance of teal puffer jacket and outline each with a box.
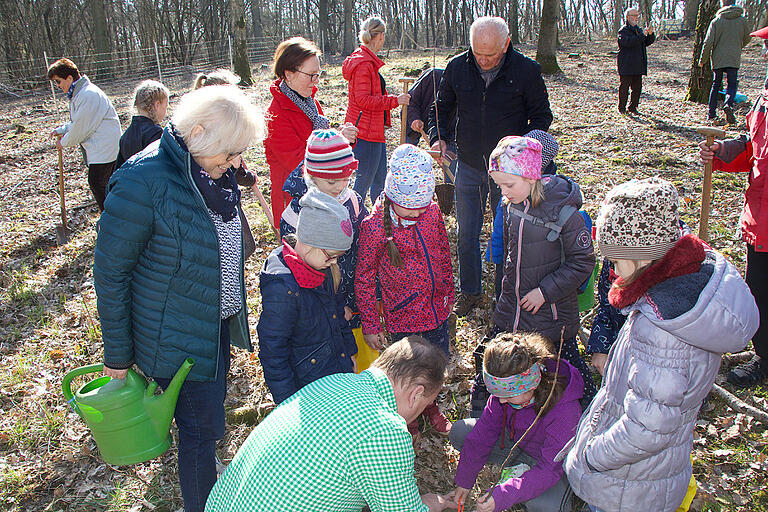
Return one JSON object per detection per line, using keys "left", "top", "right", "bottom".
{"left": 94, "top": 127, "right": 252, "bottom": 382}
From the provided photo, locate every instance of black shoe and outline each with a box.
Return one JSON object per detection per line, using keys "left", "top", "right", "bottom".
{"left": 628, "top": 107, "right": 639, "bottom": 114}
{"left": 454, "top": 293, "right": 482, "bottom": 317}
{"left": 723, "top": 105, "right": 737, "bottom": 125}
{"left": 618, "top": 107, "right": 627, "bottom": 114}
{"left": 726, "top": 355, "right": 768, "bottom": 388}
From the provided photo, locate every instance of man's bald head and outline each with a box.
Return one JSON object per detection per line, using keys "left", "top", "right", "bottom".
{"left": 469, "top": 16, "right": 511, "bottom": 71}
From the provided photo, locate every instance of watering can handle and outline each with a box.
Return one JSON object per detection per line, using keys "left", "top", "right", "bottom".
{"left": 61, "top": 363, "right": 105, "bottom": 405}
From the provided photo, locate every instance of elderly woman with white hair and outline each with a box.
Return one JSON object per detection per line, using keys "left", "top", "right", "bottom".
{"left": 93, "top": 85, "right": 265, "bottom": 512}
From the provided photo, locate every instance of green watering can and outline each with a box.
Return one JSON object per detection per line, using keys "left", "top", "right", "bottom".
{"left": 62, "top": 358, "right": 194, "bottom": 466}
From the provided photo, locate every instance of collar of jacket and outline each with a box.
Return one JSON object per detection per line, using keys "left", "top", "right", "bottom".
{"left": 69, "top": 75, "right": 89, "bottom": 100}
{"left": 270, "top": 78, "right": 319, "bottom": 113}
{"left": 608, "top": 234, "right": 706, "bottom": 310}
{"left": 357, "top": 45, "right": 385, "bottom": 70}
{"left": 281, "top": 239, "right": 326, "bottom": 288}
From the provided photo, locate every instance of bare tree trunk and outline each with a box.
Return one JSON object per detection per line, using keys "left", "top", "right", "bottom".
{"left": 318, "top": 0, "right": 329, "bottom": 54}
{"left": 342, "top": 0, "right": 355, "bottom": 55}
{"left": 614, "top": 0, "right": 625, "bottom": 35}
{"left": 686, "top": 0, "right": 719, "bottom": 103}
{"left": 91, "top": 0, "right": 112, "bottom": 79}
{"left": 536, "top": 0, "right": 561, "bottom": 74}
{"left": 509, "top": 0, "right": 520, "bottom": 44}
{"left": 230, "top": 0, "right": 252, "bottom": 85}
{"left": 683, "top": 0, "right": 700, "bottom": 30}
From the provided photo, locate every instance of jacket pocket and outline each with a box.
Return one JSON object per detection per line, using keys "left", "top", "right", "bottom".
{"left": 391, "top": 292, "right": 418, "bottom": 313}
{"left": 295, "top": 342, "right": 334, "bottom": 384}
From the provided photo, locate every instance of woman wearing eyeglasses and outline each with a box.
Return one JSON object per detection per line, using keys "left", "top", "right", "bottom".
{"left": 93, "top": 85, "right": 265, "bottom": 512}
{"left": 342, "top": 17, "right": 410, "bottom": 203}
{"left": 264, "top": 37, "right": 358, "bottom": 224}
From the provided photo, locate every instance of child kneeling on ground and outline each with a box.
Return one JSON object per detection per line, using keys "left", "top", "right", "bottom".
{"left": 258, "top": 187, "right": 357, "bottom": 404}
{"left": 564, "top": 177, "right": 758, "bottom": 512}
{"left": 448, "top": 332, "right": 583, "bottom": 512}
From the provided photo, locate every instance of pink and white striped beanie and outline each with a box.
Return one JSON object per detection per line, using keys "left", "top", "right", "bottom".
{"left": 304, "top": 129, "right": 358, "bottom": 179}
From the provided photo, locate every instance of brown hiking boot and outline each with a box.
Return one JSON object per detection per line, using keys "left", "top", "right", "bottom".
{"left": 723, "top": 106, "right": 737, "bottom": 125}
{"left": 454, "top": 293, "right": 482, "bottom": 317}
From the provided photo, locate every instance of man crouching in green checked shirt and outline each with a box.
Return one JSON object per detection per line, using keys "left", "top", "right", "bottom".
{"left": 205, "top": 336, "right": 451, "bottom": 512}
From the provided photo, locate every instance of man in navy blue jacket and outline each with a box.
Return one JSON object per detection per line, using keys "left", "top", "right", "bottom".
{"left": 428, "top": 16, "right": 552, "bottom": 317}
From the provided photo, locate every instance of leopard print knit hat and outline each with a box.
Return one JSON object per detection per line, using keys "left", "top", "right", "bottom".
{"left": 597, "top": 177, "right": 681, "bottom": 260}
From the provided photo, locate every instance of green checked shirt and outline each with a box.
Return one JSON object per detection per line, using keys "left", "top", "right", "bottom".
{"left": 205, "top": 367, "right": 428, "bottom": 512}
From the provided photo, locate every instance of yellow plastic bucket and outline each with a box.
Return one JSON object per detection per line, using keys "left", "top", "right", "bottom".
{"left": 353, "top": 326, "right": 379, "bottom": 373}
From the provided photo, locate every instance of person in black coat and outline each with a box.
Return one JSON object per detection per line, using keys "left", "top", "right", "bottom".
{"left": 617, "top": 7, "right": 655, "bottom": 114}
{"left": 427, "top": 16, "right": 552, "bottom": 318}
{"left": 116, "top": 80, "right": 169, "bottom": 168}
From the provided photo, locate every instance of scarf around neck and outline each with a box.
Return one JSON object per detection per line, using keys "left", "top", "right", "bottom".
{"left": 170, "top": 123, "right": 241, "bottom": 222}
{"left": 282, "top": 240, "right": 326, "bottom": 288}
{"left": 279, "top": 80, "right": 330, "bottom": 130}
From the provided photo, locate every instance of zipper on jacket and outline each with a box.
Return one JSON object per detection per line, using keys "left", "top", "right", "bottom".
{"left": 184, "top": 152, "right": 225, "bottom": 380}
{"left": 414, "top": 224, "right": 440, "bottom": 327}
{"left": 512, "top": 201, "right": 529, "bottom": 333}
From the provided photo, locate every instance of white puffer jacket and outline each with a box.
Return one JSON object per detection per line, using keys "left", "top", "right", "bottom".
{"left": 564, "top": 238, "right": 758, "bottom": 512}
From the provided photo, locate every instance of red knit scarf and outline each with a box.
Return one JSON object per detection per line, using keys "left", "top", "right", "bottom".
{"left": 282, "top": 240, "right": 326, "bottom": 288}
{"left": 608, "top": 235, "right": 707, "bottom": 310}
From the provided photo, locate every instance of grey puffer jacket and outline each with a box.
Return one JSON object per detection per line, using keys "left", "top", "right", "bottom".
{"left": 493, "top": 174, "right": 595, "bottom": 343}
{"left": 564, "top": 239, "right": 758, "bottom": 512}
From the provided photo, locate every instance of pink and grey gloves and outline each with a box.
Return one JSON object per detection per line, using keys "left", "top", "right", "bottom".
{"left": 489, "top": 136, "right": 543, "bottom": 180}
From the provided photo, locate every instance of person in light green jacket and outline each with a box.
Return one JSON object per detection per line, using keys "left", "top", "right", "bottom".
{"left": 698, "top": 0, "right": 752, "bottom": 124}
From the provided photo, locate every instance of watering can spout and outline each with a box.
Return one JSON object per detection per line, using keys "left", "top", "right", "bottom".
{"left": 144, "top": 358, "right": 194, "bottom": 438}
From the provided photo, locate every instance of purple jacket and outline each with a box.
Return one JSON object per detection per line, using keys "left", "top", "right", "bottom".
{"left": 455, "top": 359, "right": 584, "bottom": 510}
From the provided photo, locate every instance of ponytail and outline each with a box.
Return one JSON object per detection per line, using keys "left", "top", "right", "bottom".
{"left": 382, "top": 196, "right": 403, "bottom": 268}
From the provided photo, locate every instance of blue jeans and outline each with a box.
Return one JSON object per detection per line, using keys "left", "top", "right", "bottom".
{"left": 391, "top": 319, "right": 450, "bottom": 355}
{"left": 155, "top": 319, "right": 230, "bottom": 512}
{"left": 352, "top": 139, "right": 387, "bottom": 204}
{"left": 709, "top": 67, "right": 738, "bottom": 118}
{"left": 455, "top": 160, "right": 501, "bottom": 295}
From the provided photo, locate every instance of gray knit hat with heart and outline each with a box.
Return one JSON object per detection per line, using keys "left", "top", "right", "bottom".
{"left": 297, "top": 188, "right": 354, "bottom": 252}
{"left": 597, "top": 177, "right": 681, "bottom": 260}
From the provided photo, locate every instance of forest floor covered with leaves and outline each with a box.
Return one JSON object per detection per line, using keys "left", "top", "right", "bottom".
{"left": 1, "top": 35, "right": 767, "bottom": 511}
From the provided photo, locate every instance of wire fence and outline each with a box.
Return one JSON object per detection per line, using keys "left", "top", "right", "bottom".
{"left": 0, "top": 35, "right": 281, "bottom": 101}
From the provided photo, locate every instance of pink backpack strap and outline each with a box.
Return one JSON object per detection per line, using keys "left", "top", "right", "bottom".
{"left": 349, "top": 191, "right": 360, "bottom": 217}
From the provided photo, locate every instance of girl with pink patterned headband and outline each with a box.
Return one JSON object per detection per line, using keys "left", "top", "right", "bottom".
{"left": 445, "top": 332, "right": 585, "bottom": 512}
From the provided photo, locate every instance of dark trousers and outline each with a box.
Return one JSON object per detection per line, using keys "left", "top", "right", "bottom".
{"left": 352, "top": 139, "right": 388, "bottom": 204}
{"left": 155, "top": 319, "right": 230, "bottom": 512}
{"left": 455, "top": 160, "right": 502, "bottom": 295}
{"left": 391, "top": 319, "right": 450, "bottom": 355}
{"left": 88, "top": 161, "right": 116, "bottom": 211}
{"left": 618, "top": 74, "right": 643, "bottom": 112}
{"left": 746, "top": 243, "right": 768, "bottom": 359}
{"left": 708, "top": 67, "right": 739, "bottom": 118}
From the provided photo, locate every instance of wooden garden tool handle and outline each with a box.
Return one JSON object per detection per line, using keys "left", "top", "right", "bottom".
{"left": 56, "top": 135, "right": 68, "bottom": 230}
{"left": 695, "top": 126, "right": 726, "bottom": 241}
{"left": 398, "top": 77, "right": 414, "bottom": 144}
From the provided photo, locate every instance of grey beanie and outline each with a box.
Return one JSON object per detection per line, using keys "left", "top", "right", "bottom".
{"left": 597, "top": 177, "right": 681, "bottom": 260}
{"left": 524, "top": 129, "right": 559, "bottom": 171}
{"left": 297, "top": 188, "right": 354, "bottom": 251}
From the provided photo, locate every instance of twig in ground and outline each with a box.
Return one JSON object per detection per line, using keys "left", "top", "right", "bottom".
{"left": 720, "top": 351, "right": 755, "bottom": 368}
{"left": 710, "top": 383, "right": 768, "bottom": 424}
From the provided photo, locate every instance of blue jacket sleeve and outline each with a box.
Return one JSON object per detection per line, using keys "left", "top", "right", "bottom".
{"left": 257, "top": 279, "right": 299, "bottom": 403}
{"left": 587, "top": 259, "right": 626, "bottom": 354}
{"left": 94, "top": 170, "right": 154, "bottom": 369}
{"left": 486, "top": 201, "right": 505, "bottom": 264}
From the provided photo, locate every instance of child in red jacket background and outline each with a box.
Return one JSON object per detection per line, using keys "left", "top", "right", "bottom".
{"left": 356, "top": 144, "right": 454, "bottom": 437}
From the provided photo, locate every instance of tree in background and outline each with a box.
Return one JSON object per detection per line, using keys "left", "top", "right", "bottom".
{"left": 536, "top": 0, "right": 561, "bottom": 74}
{"left": 685, "top": 0, "right": 719, "bottom": 103}
{"left": 231, "top": 0, "right": 252, "bottom": 85}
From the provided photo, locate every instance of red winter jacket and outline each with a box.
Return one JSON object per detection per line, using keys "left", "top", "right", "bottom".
{"left": 264, "top": 79, "right": 324, "bottom": 222}
{"left": 713, "top": 89, "right": 768, "bottom": 252}
{"left": 355, "top": 199, "right": 455, "bottom": 335}
{"left": 342, "top": 46, "right": 399, "bottom": 143}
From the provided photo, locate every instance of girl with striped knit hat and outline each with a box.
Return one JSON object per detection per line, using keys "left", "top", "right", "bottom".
{"left": 280, "top": 129, "right": 368, "bottom": 327}
{"left": 355, "top": 144, "right": 454, "bottom": 439}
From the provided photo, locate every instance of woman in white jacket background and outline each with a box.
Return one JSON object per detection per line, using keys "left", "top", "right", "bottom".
{"left": 48, "top": 58, "right": 121, "bottom": 211}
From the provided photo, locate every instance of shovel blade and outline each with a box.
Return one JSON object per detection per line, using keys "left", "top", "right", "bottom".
{"left": 55, "top": 225, "right": 71, "bottom": 245}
